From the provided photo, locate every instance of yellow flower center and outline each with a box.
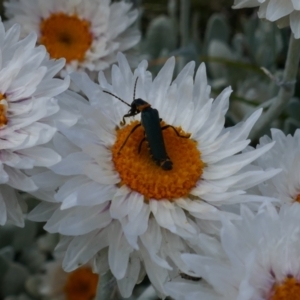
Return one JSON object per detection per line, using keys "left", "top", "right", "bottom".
{"left": 269, "top": 277, "right": 300, "bottom": 300}
{"left": 0, "top": 94, "right": 8, "bottom": 128}
{"left": 112, "top": 121, "right": 204, "bottom": 201}
{"left": 64, "top": 267, "right": 99, "bottom": 300}
{"left": 40, "top": 13, "right": 93, "bottom": 63}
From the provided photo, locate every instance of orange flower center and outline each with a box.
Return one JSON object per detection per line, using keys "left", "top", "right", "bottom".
{"left": 269, "top": 276, "right": 300, "bottom": 300}
{"left": 40, "top": 13, "right": 93, "bottom": 63}
{"left": 64, "top": 267, "right": 99, "bottom": 300}
{"left": 295, "top": 194, "right": 300, "bottom": 203}
{"left": 0, "top": 94, "right": 8, "bottom": 128}
{"left": 112, "top": 120, "right": 204, "bottom": 201}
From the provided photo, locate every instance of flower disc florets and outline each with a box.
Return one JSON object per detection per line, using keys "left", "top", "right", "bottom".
{"left": 113, "top": 120, "right": 203, "bottom": 200}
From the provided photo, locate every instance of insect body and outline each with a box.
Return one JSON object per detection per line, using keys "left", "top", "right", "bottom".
{"left": 103, "top": 78, "right": 187, "bottom": 171}
{"left": 128, "top": 98, "right": 173, "bottom": 170}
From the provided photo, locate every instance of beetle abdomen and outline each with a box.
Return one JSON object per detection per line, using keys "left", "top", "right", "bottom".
{"left": 141, "top": 108, "right": 172, "bottom": 170}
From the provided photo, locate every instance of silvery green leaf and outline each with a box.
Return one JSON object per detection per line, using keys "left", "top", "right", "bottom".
{"left": 0, "top": 225, "right": 16, "bottom": 249}
{"left": 207, "top": 40, "right": 234, "bottom": 81}
{"left": 0, "top": 251, "right": 10, "bottom": 282}
{"left": 12, "top": 221, "right": 37, "bottom": 252}
{"left": 242, "top": 16, "right": 259, "bottom": 59}
{"left": 284, "top": 118, "right": 300, "bottom": 135}
{"left": 136, "top": 285, "right": 157, "bottom": 300}
{"left": 204, "top": 13, "right": 230, "bottom": 54}
{"left": 37, "top": 233, "right": 59, "bottom": 253}
{"left": 1, "top": 263, "right": 30, "bottom": 297}
{"left": 241, "top": 16, "right": 283, "bottom": 67}
{"left": 286, "top": 98, "right": 300, "bottom": 120}
{"left": 95, "top": 270, "right": 118, "bottom": 300}
{"left": 192, "top": 12, "right": 201, "bottom": 53}
{"left": 142, "top": 15, "right": 177, "bottom": 59}
{"left": 18, "top": 245, "right": 46, "bottom": 273}
{"left": 232, "top": 33, "right": 245, "bottom": 59}
{"left": 4, "top": 294, "right": 33, "bottom": 300}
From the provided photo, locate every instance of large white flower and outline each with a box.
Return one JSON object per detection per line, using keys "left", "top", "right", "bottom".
{"left": 29, "top": 53, "right": 278, "bottom": 297}
{"left": 4, "top": 0, "right": 140, "bottom": 75}
{"left": 253, "top": 129, "right": 300, "bottom": 205}
{"left": 0, "top": 21, "right": 73, "bottom": 227}
{"left": 166, "top": 203, "right": 300, "bottom": 300}
{"left": 233, "top": 0, "right": 300, "bottom": 38}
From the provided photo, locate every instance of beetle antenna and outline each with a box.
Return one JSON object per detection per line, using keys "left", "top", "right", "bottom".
{"left": 133, "top": 77, "right": 138, "bottom": 100}
{"left": 103, "top": 90, "right": 131, "bottom": 107}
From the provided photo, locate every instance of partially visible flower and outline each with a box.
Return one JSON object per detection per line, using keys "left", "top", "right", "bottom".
{"left": 166, "top": 203, "right": 300, "bottom": 300}
{"left": 4, "top": 0, "right": 140, "bottom": 75}
{"left": 0, "top": 20, "right": 73, "bottom": 227}
{"left": 233, "top": 0, "right": 300, "bottom": 39}
{"left": 34, "top": 260, "right": 99, "bottom": 300}
{"left": 29, "top": 53, "right": 278, "bottom": 297}
{"left": 254, "top": 129, "right": 300, "bottom": 205}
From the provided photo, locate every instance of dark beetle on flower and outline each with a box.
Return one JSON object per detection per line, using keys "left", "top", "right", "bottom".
{"left": 103, "top": 77, "right": 189, "bottom": 171}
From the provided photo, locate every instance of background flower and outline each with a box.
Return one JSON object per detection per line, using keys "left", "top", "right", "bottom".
{"left": 4, "top": 0, "right": 140, "bottom": 75}
{"left": 253, "top": 129, "right": 300, "bottom": 205}
{"left": 233, "top": 0, "right": 300, "bottom": 38}
{"left": 166, "top": 203, "right": 300, "bottom": 300}
{"left": 0, "top": 20, "right": 75, "bottom": 227}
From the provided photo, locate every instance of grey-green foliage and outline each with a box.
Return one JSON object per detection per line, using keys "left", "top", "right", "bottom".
{"left": 242, "top": 17, "right": 283, "bottom": 68}
{"left": 284, "top": 98, "right": 300, "bottom": 134}
{"left": 141, "top": 15, "right": 177, "bottom": 60}
{"left": 0, "top": 220, "right": 59, "bottom": 299}
{"left": 1, "top": 262, "right": 30, "bottom": 297}
{"left": 4, "top": 294, "right": 33, "bottom": 300}
{"left": 204, "top": 14, "right": 230, "bottom": 54}
{"left": 206, "top": 13, "right": 283, "bottom": 85}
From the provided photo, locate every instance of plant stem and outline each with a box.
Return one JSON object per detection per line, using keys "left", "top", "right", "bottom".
{"left": 250, "top": 34, "right": 300, "bottom": 140}
{"left": 96, "top": 270, "right": 119, "bottom": 300}
{"left": 178, "top": 0, "right": 190, "bottom": 70}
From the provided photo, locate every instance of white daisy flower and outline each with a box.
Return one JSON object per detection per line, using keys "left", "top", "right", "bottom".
{"left": 233, "top": 0, "right": 300, "bottom": 39}
{"left": 4, "top": 0, "right": 140, "bottom": 75}
{"left": 166, "top": 203, "right": 300, "bottom": 300}
{"left": 254, "top": 129, "right": 300, "bottom": 205}
{"left": 29, "top": 53, "right": 278, "bottom": 297}
{"left": 0, "top": 21, "right": 72, "bottom": 227}
{"left": 35, "top": 260, "right": 99, "bottom": 300}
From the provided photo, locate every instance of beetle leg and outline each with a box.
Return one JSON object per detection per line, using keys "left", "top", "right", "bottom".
{"left": 160, "top": 125, "right": 190, "bottom": 138}
{"left": 120, "top": 112, "right": 133, "bottom": 126}
{"left": 118, "top": 123, "right": 142, "bottom": 153}
{"left": 138, "top": 137, "right": 146, "bottom": 153}
{"left": 120, "top": 110, "right": 139, "bottom": 126}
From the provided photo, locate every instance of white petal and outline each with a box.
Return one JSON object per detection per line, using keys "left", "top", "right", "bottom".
{"left": 63, "top": 229, "right": 109, "bottom": 272}
{"left": 117, "top": 256, "right": 140, "bottom": 298}
{"left": 292, "top": 0, "right": 300, "bottom": 10}
{"left": 266, "top": 0, "right": 294, "bottom": 21}
{"left": 108, "top": 221, "right": 133, "bottom": 279}
{"left": 290, "top": 11, "right": 300, "bottom": 39}
{"left": 140, "top": 218, "right": 172, "bottom": 270}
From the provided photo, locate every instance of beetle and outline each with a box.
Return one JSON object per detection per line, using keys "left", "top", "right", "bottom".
{"left": 103, "top": 77, "right": 189, "bottom": 171}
